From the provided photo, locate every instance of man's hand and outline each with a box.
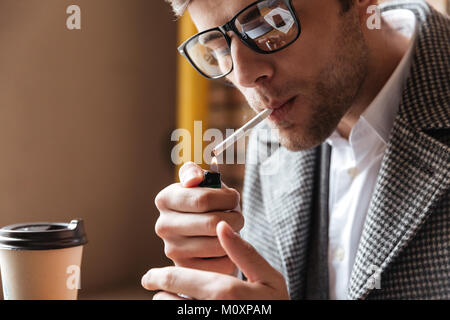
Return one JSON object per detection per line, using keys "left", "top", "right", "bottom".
{"left": 142, "top": 221, "right": 290, "bottom": 300}
{"left": 154, "top": 162, "right": 244, "bottom": 275}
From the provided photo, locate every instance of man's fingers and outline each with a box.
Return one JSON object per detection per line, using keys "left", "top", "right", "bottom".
{"left": 155, "top": 184, "right": 240, "bottom": 213}
{"left": 155, "top": 210, "right": 244, "bottom": 237}
{"left": 216, "top": 221, "right": 283, "bottom": 285}
{"left": 164, "top": 236, "right": 227, "bottom": 259}
{"left": 175, "top": 256, "right": 237, "bottom": 275}
{"left": 142, "top": 266, "right": 243, "bottom": 300}
{"left": 178, "top": 162, "right": 204, "bottom": 188}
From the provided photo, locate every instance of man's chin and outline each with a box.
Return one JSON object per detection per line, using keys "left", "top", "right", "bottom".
{"left": 277, "top": 127, "right": 327, "bottom": 152}
{"left": 279, "top": 139, "right": 322, "bottom": 152}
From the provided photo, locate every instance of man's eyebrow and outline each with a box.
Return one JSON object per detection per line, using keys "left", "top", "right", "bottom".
{"left": 239, "top": 6, "right": 261, "bottom": 23}
{"left": 199, "top": 32, "right": 223, "bottom": 45}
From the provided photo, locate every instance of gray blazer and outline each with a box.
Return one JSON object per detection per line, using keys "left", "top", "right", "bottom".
{"left": 241, "top": 0, "right": 450, "bottom": 300}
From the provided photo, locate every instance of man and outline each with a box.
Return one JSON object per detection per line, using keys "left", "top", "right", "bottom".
{"left": 141, "top": 0, "right": 449, "bottom": 299}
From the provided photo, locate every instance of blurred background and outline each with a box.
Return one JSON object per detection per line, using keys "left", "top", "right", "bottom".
{"left": 0, "top": 0, "right": 448, "bottom": 299}
{"left": 0, "top": 0, "right": 176, "bottom": 299}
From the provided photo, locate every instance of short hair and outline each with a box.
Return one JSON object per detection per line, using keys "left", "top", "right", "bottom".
{"left": 165, "top": 0, "right": 354, "bottom": 16}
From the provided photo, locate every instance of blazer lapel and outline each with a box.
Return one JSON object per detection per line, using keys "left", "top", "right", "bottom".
{"left": 259, "top": 146, "right": 317, "bottom": 299}
{"left": 348, "top": 118, "right": 450, "bottom": 299}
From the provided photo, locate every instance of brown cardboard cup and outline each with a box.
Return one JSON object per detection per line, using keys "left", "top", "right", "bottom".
{"left": 0, "top": 220, "right": 87, "bottom": 300}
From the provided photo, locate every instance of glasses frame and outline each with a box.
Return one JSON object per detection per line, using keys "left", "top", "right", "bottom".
{"left": 177, "top": 0, "right": 301, "bottom": 79}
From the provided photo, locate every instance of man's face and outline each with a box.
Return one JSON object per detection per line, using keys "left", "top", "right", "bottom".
{"left": 189, "top": 0, "right": 369, "bottom": 151}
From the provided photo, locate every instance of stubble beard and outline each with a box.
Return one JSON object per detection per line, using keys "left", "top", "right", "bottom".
{"left": 272, "top": 11, "right": 369, "bottom": 151}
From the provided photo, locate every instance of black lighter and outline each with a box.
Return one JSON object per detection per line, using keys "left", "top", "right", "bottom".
{"left": 198, "top": 171, "right": 221, "bottom": 188}
{"left": 198, "top": 157, "right": 221, "bottom": 189}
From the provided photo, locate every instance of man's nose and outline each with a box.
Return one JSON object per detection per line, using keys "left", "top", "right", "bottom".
{"left": 230, "top": 37, "right": 274, "bottom": 88}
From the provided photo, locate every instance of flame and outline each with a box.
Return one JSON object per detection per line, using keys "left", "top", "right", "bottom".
{"left": 210, "top": 156, "right": 219, "bottom": 173}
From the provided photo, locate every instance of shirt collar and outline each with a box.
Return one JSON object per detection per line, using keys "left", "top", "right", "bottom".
{"left": 361, "top": 9, "right": 418, "bottom": 144}
{"left": 327, "top": 8, "right": 418, "bottom": 148}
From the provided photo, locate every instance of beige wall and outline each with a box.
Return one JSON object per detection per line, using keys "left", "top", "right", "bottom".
{"left": 0, "top": 0, "right": 176, "bottom": 298}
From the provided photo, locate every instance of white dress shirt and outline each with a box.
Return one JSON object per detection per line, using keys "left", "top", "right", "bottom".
{"left": 326, "top": 9, "right": 418, "bottom": 300}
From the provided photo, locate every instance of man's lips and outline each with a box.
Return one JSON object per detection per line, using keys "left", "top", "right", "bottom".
{"left": 266, "top": 96, "right": 296, "bottom": 122}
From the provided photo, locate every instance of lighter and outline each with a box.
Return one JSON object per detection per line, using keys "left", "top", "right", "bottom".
{"left": 198, "top": 156, "right": 221, "bottom": 189}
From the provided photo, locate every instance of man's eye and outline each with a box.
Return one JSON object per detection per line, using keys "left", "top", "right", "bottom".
{"left": 205, "top": 42, "right": 230, "bottom": 57}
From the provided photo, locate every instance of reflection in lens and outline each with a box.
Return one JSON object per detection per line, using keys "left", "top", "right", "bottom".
{"left": 235, "top": 0, "right": 298, "bottom": 52}
{"left": 186, "top": 30, "right": 232, "bottom": 78}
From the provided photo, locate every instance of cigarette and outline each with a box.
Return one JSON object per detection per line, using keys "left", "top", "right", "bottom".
{"left": 212, "top": 108, "right": 273, "bottom": 157}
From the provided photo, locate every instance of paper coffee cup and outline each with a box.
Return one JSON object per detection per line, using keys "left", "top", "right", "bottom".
{"left": 0, "top": 219, "right": 87, "bottom": 300}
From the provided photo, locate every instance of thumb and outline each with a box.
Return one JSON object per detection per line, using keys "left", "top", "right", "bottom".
{"left": 216, "top": 221, "right": 277, "bottom": 284}
{"left": 178, "top": 162, "right": 204, "bottom": 188}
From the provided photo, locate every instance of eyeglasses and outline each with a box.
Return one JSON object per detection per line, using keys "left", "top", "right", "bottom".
{"left": 178, "top": 0, "right": 301, "bottom": 79}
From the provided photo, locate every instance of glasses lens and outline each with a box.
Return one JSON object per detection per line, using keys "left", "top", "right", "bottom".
{"left": 185, "top": 30, "right": 232, "bottom": 78}
{"left": 235, "top": 0, "right": 299, "bottom": 52}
